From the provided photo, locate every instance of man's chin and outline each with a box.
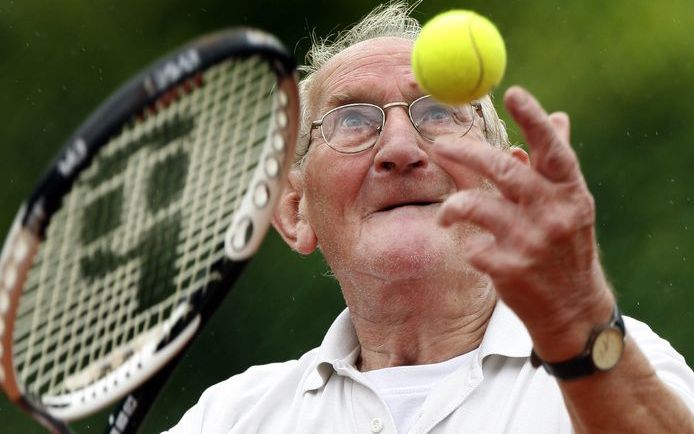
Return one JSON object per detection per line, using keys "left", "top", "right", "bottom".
{"left": 359, "top": 230, "right": 449, "bottom": 279}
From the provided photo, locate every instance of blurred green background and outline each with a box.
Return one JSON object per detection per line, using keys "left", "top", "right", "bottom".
{"left": 1, "top": 0, "right": 692, "bottom": 432}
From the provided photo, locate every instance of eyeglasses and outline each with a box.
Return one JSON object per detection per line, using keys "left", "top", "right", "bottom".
{"left": 309, "top": 95, "right": 480, "bottom": 154}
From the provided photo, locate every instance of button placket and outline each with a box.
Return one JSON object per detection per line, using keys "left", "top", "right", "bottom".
{"left": 370, "top": 417, "right": 384, "bottom": 433}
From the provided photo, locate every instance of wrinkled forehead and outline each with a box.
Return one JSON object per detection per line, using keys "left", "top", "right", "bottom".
{"left": 309, "top": 37, "right": 420, "bottom": 113}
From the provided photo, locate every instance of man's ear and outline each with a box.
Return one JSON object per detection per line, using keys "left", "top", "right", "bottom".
{"left": 510, "top": 146, "right": 530, "bottom": 165}
{"left": 272, "top": 168, "right": 318, "bottom": 255}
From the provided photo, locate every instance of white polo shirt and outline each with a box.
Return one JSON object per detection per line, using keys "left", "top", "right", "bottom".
{"left": 164, "top": 302, "right": 694, "bottom": 433}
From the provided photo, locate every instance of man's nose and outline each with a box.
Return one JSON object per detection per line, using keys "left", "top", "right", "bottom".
{"left": 373, "top": 109, "right": 428, "bottom": 173}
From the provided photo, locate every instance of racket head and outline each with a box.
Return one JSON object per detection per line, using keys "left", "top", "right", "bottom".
{"left": 0, "top": 28, "right": 298, "bottom": 425}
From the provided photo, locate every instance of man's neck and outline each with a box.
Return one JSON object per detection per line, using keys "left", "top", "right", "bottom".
{"left": 348, "top": 279, "right": 497, "bottom": 372}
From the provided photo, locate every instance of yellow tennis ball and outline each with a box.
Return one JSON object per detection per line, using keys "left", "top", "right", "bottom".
{"left": 412, "top": 10, "right": 507, "bottom": 105}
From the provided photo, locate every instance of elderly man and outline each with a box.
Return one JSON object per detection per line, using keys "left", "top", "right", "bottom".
{"left": 166, "top": 3, "right": 694, "bottom": 433}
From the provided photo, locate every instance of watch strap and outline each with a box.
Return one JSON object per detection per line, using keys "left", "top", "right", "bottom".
{"left": 530, "top": 347, "right": 597, "bottom": 380}
{"left": 530, "top": 306, "right": 625, "bottom": 380}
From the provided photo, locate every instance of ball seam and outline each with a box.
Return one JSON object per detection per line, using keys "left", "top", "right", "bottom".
{"left": 468, "top": 18, "right": 485, "bottom": 99}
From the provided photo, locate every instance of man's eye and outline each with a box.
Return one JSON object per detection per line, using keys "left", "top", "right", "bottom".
{"left": 419, "top": 106, "right": 453, "bottom": 124}
{"left": 339, "top": 111, "right": 371, "bottom": 129}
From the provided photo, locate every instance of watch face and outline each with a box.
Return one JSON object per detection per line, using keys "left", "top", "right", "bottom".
{"left": 592, "top": 327, "right": 624, "bottom": 370}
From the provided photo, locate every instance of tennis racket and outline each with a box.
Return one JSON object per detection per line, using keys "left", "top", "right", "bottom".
{"left": 0, "top": 28, "right": 299, "bottom": 433}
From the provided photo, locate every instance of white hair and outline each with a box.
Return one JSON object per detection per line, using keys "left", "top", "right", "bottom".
{"left": 296, "top": 1, "right": 510, "bottom": 164}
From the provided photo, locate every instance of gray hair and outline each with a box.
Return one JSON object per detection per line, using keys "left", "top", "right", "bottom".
{"left": 296, "top": 1, "right": 510, "bottom": 164}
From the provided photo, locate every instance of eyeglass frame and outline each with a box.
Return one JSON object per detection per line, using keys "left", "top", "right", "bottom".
{"left": 308, "top": 95, "right": 483, "bottom": 155}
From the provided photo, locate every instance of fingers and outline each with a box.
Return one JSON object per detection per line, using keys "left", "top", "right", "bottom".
{"left": 456, "top": 231, "right": 531, "bottom": 280}
{"left": 433, "top": 87, "right": 579, "bottom": 204}
{"left": 463, "top": 237, "right": 522, "bottom": 279}
{"left": 437, "top": 189, "right": 545, "bottom": 279}
{"left": 438, "top": 190, "right": 517, "bottom": 236}
{"left": 549, "top": 112, "right": 570, "bottom": 143}
{"left": 504, "top": 86, "right": 580, "bottom": 183}
{"left": 434, "top": 139, "right": 547, "bottom": 203}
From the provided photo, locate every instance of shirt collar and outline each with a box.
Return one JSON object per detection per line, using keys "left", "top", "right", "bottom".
{"left": 477, "top": 300, "right": 533, "bottom": 361}
{"left": 301, "top": 300, "right": 532, "bottom": 392}
{"left": 302, "top": 308, "right": 359, "bottom": 392}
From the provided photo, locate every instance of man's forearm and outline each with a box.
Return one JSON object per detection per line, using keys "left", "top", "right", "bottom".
{"left": 559, "top": 338, "right": 694, "bottom": 434}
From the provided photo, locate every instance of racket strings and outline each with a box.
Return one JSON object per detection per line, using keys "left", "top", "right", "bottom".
{"left": 13, "top": 56, "right": 280, "bottom": 397}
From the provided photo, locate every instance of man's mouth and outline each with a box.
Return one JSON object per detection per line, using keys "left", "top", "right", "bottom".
{"left": 377, "top": 200, "right": 440, "bottom": 213}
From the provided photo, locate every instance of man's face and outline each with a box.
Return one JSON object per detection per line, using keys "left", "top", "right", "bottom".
{"left": 299, "top": 37, "right": 489, "bottom": 287}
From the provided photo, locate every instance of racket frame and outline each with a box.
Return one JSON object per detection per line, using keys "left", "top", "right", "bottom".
{"left": 0, "top": 28, "right": 298, "bottom": 432}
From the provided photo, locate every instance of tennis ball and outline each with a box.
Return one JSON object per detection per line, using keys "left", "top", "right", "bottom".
{"left": 412, "top": 10, "right": 506, "bottom": 105}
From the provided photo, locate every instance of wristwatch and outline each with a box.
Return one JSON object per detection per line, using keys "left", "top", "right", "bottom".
{"left": 530, "top": 306, "right": 626, "bottom": 380}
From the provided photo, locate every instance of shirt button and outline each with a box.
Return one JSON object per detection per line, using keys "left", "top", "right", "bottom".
{"left": 370, "top": 417, "right": 384, "bottom": 433}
